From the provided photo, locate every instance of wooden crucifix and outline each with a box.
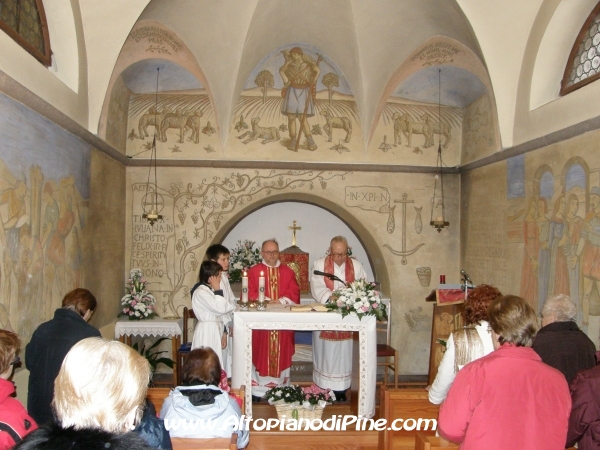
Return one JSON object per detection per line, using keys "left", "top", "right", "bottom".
{"left": 288, "top": 220, "right": 301, "bottom": 246}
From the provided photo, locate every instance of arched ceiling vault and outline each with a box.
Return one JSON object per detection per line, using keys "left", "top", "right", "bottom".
{"left": 101, "top": 0, "right": 487, "bottom": 153}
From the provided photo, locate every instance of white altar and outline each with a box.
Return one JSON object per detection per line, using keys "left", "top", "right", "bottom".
{"left": 231, "top": 303, "right": 377, "bottom": 418}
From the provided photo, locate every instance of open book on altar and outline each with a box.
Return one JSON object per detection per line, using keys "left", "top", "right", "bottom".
{"left": 288, "top": 303, "right": 328, "bottom": 312}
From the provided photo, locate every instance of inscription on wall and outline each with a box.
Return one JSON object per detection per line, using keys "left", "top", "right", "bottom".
{"left": 345, "top": 186, "right": 390, "bottom": 211}
{"left": 465, "top": 192, "right": 508, "bottom": 286}
{"left": 410, "top": 42, "right": 461, "bottom": 66}
{"left": 131, "top": 184, "right": 174, "bottom": 291}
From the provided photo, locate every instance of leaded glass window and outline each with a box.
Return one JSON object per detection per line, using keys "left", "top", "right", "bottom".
{"left": 0, "top": 0, "right": 51, "bottom": 66}
{"left": 562, "top": 2, "right": 600, "bottom": 95}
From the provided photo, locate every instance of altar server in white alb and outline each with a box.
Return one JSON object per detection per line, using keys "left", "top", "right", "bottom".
{"left": 205, "top": 244, "right": 237, "bottom": 376}
{"left": 190, "top": 261, "right": 235, "bottom": 375}
{"left": 310, "top": 236, "right": 367, "bottom": 401}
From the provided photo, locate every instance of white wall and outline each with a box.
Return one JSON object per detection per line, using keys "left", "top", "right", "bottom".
{"left": 222, "top": 202, "right": 375, "bottom": 282}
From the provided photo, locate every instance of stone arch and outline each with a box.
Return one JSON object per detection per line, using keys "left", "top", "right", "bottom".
{"left": 210, "top": 192, "right": 390, "bottom": 296}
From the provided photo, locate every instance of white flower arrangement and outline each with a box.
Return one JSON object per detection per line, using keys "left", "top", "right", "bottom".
{"left": 119, "top": 269, "right": 158, "bottom": 321}
{"left": 228, "top": 240, "right": 262, "bottom": 283}
{"left": 325, "top": 278, "right": 387, "bottom": 320}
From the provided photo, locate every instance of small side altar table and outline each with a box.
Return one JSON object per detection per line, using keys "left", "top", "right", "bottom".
{"left": 232, "top": 303, "right": 377, "bottom": 419}
{"left": 115, "top": 317, "right": 183, "bottom": 386}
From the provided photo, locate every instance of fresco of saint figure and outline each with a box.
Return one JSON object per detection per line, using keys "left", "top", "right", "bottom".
{"left": 520, "top": 197, "right": 539, "bottom": 307}
{"left": 279, "top": 47, "right": 321, "bottom": 151}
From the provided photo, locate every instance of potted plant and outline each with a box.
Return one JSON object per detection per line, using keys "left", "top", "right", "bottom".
{"left": 264, "top": 384, "right": 334, "bottom": 421}
{"left": 133, "top": 337, "right": 175, "bottom": 386}
{"left": 119, "top": 269, "right": 158, "bottom": 321}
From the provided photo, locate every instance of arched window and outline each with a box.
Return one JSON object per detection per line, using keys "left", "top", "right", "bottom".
{"left": 561, "top": 2, "right": 600, "bottom": 95}
{"left": 0, "top": 0, "right": 51, "bottom": 66}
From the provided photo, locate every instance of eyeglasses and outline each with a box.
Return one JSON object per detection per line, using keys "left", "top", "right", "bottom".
{"left": 331, "top": 253, "right": 345, "bottom": 257}
{"left": 10, "top": 356, "right": 20, "bottom": 366}
{"left": 262, "top": 251, "right": 279, "bottom": 256}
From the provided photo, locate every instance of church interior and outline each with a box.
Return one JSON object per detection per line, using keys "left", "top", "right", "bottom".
{"left": 1, "top": 1, "right": 600, "bottom": 445}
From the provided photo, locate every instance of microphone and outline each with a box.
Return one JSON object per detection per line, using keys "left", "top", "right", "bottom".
{"left": 460, "top": 270, "right": 473, "bottom": 284}
{"left": 313, "top": 270, "right": 346, "bottom": 285}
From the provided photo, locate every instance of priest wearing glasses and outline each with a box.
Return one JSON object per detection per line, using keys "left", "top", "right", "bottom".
{"left": 247, "top": 239, "right": 300, "bottom": 401}
{"left": 310, "top": 236, "right": 367, "bottom": 402}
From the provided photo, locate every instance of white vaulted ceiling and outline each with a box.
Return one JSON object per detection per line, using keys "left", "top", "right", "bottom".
{"left": 1, "top": 0, "right": 598, "bottom": 159}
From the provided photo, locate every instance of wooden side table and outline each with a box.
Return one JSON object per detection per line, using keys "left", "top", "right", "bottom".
{"left": 115, "top": 317, "right": 183, "bottom": 386}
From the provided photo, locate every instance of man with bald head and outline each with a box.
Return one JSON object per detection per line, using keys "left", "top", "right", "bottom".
{"left": 310, "top": 236, "right": 368, "bottom": 402}
{"left": 247, "top": 239, "right": 300, "bottom": 401}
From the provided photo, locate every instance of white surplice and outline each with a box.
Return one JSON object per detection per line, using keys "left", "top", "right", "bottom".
{"left": 310, "top": 257, "right": 368, "bottom": 390}
{"left": 219, "top": 275, "right": 237, "bottom": 376}
{"left": 191, "top": 284, "right": 235, "bottom": 371}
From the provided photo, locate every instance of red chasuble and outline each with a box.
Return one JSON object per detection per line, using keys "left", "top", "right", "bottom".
{"left": 248, "top": 263, "right": 300, "bottom": 377}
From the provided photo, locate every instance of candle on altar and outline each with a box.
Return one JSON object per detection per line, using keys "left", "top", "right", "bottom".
{"left": 241, "top": 271, "right": 248, "bottom": 303}
{"left": 258, "top": 271, "right": 265, "bottom": 302}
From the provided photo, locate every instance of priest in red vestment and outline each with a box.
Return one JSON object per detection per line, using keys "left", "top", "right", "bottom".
{"left": 247, "top": 239, "right": 300, "bottom": 400}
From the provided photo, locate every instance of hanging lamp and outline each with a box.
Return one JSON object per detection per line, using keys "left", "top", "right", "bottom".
{"left": 430, "top": 68, "right": 449, "bottom": 233}
{"left": 142, "top": 68, "right": 163, "bottom": 227}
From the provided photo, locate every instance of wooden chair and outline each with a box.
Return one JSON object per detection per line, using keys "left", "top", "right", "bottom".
{"left": 378, "top": 386, "right": 439, "bottom": 450}
{"left": 177, "top": 306, "right": 198, "bottom": 385}
{"left": 377, "top": 299, "right": 398, "bottom": 388}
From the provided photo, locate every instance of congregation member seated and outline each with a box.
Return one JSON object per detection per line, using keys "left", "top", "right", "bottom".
{"left": 26, "top": 288, "right": 101, "bottom": 425}
{"left": 0, "top": 330, "right": 37, "bottom": 449}
{"left": 428, "top": 284, "right": 501, "bottom": 404}
{"left": 567, "top": 363, "right": 600, "bottom": 450}
{"left": 439, "top": 295, "right": 571, "bottom": 450}
{"left": 160, "top": 347, "right": 249, "bottom": 449}
{"left": 532, "top": 294, "right": 596, "bottom": 384}
{"left": 15, "top": 337, "right": 153, "bottom": 450}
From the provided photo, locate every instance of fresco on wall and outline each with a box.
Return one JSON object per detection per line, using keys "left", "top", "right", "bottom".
{"left": 129, "top": 170, "right": 351, "bottom": 317}
{"left": 0, "top": 94, "right": 90, "bottom": 341}
{"left": 124, "top": 59, "right": 219, "bottom": 158}
{"left": 462, "top": 94, "right": 495, "bottom": 162}
{"left": 229, "top": 44, "right": 361, "bottom": 160}
{"left": 464, "top": 140, "right": 600, "bottom": 336}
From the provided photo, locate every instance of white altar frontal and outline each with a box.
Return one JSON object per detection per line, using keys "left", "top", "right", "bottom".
{"left": 232, "top": 303, "right": 377, "bottom": 419}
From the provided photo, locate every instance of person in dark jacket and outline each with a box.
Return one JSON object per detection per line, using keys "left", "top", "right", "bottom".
{"left": 15, "top": 338, "right": 153, "bottom": 450}
{"left": 567, "top": 364, "right": 600, "bottom": 450}
{"left": 25, "top": 288, "right": 100, "bottom": 425}
{"left": 532, "top": 294, "right": 596, "bottom": 385}
{"left": 0, "top": 330, "right": 37, "bottom": 449}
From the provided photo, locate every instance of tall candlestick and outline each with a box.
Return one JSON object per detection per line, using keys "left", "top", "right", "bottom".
{"left": 258, "top": 271, "right": 265, "bottom": 302}
{"left": 241, "top": 271, "right": 248, "bottom": 303}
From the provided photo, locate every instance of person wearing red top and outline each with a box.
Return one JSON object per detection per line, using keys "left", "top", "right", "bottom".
{"left": 439, "top": 295, "right": 571, "bottom": 450}
{"left": 247, "top": 239, "right": 300, "bottom": 400}
{"left": 0, "top": 330, "right": 37, "bottom": 450}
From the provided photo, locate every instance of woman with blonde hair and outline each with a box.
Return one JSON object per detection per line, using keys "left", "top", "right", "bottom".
{"left": 16, "top": 338, "right": 153, "bottom": 449}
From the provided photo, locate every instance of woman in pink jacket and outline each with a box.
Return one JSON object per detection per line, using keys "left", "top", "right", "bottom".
{"left": 439, "top": 295, "right": 571, "bottom": 450}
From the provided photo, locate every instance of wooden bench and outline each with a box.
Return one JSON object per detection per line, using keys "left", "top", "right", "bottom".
{"left": 415, "top": 433, "right": 457, "bottom": 449}
{"left": 171, "top": 434, "right": 237, "bottom": 450}
{"left": 378, "top": 386, "right": 439, "bottom": 450}
{"left": 146, "top": 386, "right": 245, "bottom": 450}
